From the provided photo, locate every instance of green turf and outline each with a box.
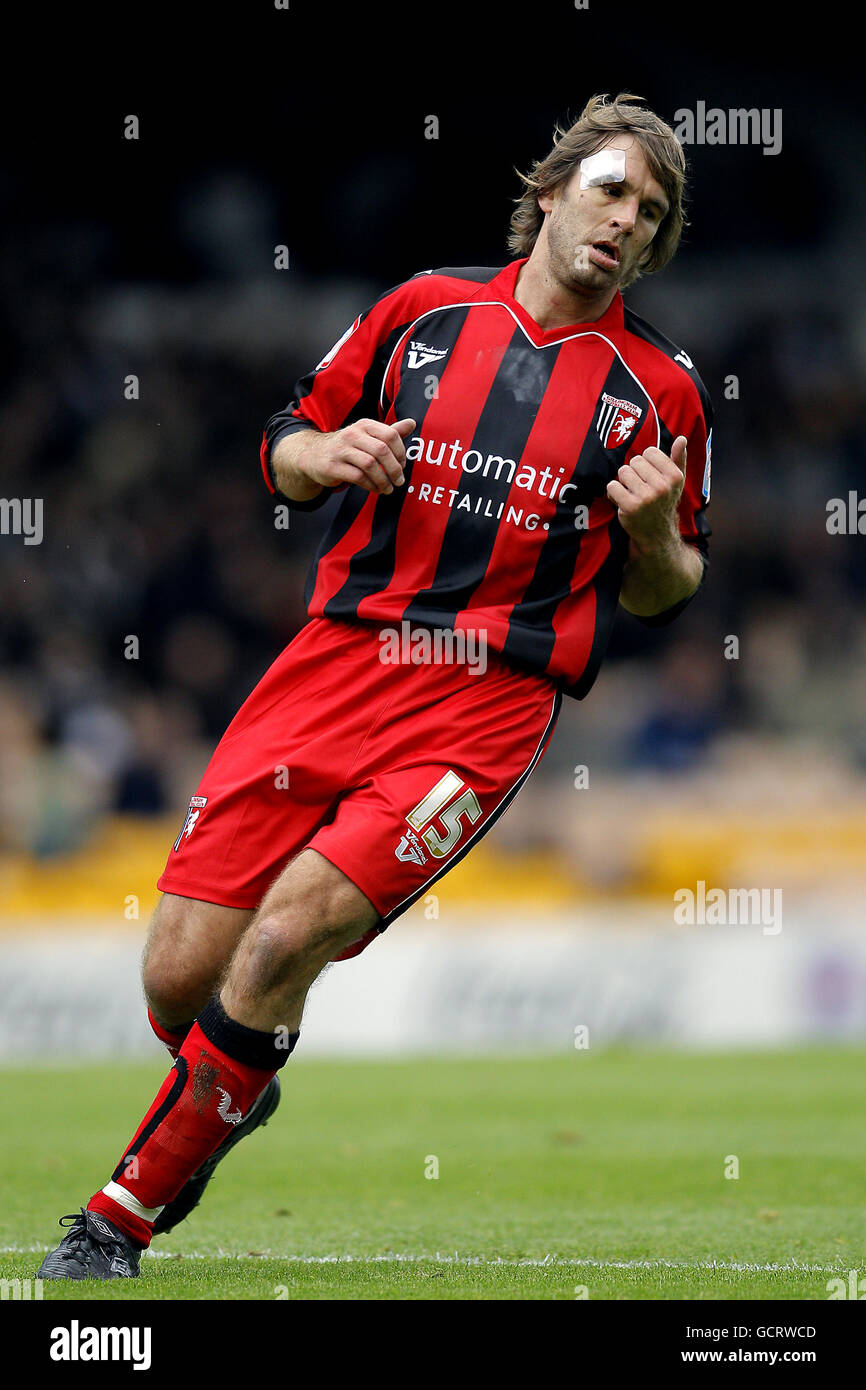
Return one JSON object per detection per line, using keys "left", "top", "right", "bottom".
{"left": 1, "top": 1047, "right": 864, "bottom": 1299}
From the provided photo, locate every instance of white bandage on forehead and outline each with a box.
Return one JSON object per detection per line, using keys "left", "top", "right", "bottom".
{"left": 578, "top": 147, "right": 627, "bottom": 189}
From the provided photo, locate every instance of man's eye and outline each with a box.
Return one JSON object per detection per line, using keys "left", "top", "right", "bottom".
{"left": 641, "top": 206, "right": 658, "bottom": 220}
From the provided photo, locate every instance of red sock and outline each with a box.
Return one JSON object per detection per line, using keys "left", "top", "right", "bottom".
{"left": 88, "top": 997, "right": 297, "bottom": 1247}
{"left": 147, "top": 1007, "right": 193, "bottom": 1060}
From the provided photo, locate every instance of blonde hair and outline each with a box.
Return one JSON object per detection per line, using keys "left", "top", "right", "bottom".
{"left": 508, "top": 93, "right": 687, "bottom": 288}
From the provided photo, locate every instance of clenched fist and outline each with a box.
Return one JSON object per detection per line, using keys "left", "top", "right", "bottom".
{"left": 606, "top": 435, "right": 687, "bottom": 552}
{"left": 296, "top": 417, "right": 417, "bottom": 496}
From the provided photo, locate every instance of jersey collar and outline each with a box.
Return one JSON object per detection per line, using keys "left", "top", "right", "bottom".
{"left": 486, "top": 257, "right": 625, "bottom": 344}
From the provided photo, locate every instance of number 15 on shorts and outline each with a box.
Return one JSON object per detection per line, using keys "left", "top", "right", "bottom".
{"left": 395, "top": 770, "right": 482, "bottom": 865}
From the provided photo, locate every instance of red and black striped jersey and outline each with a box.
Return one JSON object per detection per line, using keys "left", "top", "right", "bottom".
{"left": 260, "top": 258, "right": 713, "bottom": 699}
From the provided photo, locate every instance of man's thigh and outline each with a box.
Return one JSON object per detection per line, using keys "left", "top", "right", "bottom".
{"left": 221, "top": 847, "right": 381, "bottom": 1006}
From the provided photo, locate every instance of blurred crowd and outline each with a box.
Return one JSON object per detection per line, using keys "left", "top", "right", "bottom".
{"left": 2, "top": 171, "right": 865, "bottom": 861}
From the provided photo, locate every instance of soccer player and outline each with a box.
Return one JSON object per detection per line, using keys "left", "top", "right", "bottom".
{"left": 38, "top": 92, "right": 712, "bottom": 1278}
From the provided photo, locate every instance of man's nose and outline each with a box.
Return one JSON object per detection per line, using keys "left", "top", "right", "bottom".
{"left": 610, "top": 198, "right": 638, "bottom": 232}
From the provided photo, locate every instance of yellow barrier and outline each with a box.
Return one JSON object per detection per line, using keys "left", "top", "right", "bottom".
{"left": 2, "top": 807, "right": 866, "bottom": 929}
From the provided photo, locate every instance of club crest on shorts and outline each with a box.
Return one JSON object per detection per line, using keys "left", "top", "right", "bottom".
{"left": 174, "top": 796, "right": 208, "bottom": 851}
{"left": 596, "top": 392, "right": 643, "bottom": 448}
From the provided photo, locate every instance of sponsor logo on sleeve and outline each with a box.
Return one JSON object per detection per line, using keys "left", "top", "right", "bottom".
{"left": 316, "top": 316, "right": 362, "bottom": 371}
{"left": 702, "top": 429, "right": 712, "bottom": 501}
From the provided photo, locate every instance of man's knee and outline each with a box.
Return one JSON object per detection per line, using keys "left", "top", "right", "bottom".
{"left": 238, "top": 853, "right": 378, "bottom": 988}
{"left": 142, "top": 957, "right": 211, "bottom": 1029}
{"left": 142, "top": 893, "right": 252, "bottom": 1027}
{"left": 240, "top": 912, "right": 351, "bottom": 983}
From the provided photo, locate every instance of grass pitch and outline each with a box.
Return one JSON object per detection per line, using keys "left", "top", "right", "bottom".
{"left": 1, "top": 1047, "right": 863, "bottom": 1300}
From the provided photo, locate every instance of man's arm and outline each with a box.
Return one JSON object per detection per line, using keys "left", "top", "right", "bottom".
{"left": 271, "top": 417, "right": 416, "bottom": 504}
{"left": 607, "top": 434, "right": 704, "bottom": 617}
{"left": 261, "top": 271, "right": 433, "bottom": 505}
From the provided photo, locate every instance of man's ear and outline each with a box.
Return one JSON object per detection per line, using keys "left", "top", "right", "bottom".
{"left": 538, "top": 187, "right": 555, "bottom": 216}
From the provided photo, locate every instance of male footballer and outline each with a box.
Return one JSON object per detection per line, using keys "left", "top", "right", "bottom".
{"left": 39, "top": 92, "right": 712, "bottom": 1278}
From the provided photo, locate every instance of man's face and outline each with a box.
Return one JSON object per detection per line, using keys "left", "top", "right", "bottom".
{"left": 539, "top": 134, "right": 669, "bottom": 295}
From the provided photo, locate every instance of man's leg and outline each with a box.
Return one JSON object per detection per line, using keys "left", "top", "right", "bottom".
{"left": 135, "top": 894, "right": 267, "bottom": 1235}
{"left": 39, "top": 850, "right": 377, "bottom": 1276}
{"left": 140, "top": 893, "right": 253, "bottom": 1055}
{"left": 95, "top": 849, "right": 377, "bottom": 1239}
{"left": 219, "top": 849, "right": 378, "bottom": 1032}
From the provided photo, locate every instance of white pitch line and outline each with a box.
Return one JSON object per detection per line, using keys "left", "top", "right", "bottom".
{"left": 1, "top": 1246, "right": 846, "bottom": 1274}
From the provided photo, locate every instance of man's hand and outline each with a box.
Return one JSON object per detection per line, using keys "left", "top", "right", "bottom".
{"left": 272, "top": 417, "right": 416, "bottom": 503}
{"left": 606, "top": 435, "right": 687, "bottom": 554}
{"left": 608, "top": 435, "right": 704, "bottom": 617}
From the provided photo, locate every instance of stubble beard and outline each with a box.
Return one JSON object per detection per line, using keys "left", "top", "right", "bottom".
{"left": 546, "top": 213, "right": 619, "bottom": 299}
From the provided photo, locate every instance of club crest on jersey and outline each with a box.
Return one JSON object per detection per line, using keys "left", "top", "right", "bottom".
{"left": 406, "top": 340, "right": 449, "bottom": 371}
{"left": 596, "top": 392, "right": 643, "bottom": 449}
{"left": 174, "top": 796, "right": 207, "bottom": 851}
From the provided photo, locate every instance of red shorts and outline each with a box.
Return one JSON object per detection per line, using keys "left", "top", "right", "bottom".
{"left": 157, "top": 617, "right": 561, "bottom": 956}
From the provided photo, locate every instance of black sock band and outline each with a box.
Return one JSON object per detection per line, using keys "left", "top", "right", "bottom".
{"left": 197, "top": 995, "right": 299, "bottom": 1071}
{"left": 147, "top": 1007, "right": 194, "bottom": 1049}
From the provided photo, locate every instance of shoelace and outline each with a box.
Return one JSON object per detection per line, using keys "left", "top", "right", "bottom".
{"left": 56, "top": 1209, "right": 125, "bottom": 1261}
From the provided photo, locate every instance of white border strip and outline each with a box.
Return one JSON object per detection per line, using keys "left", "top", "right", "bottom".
{"left": 2, "top": 1246, "right": 844, "bottom": 1274}
{"left": 379, "top": 300, "right": 662, "bottom": 449}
